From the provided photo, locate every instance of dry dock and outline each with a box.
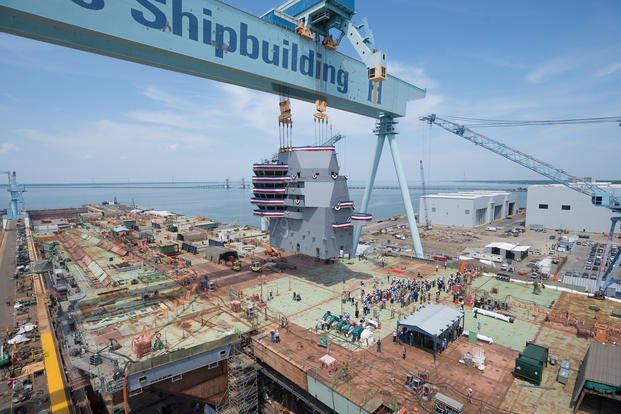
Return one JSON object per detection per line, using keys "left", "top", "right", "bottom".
{"left": 3, "top": 204, "right": 620, "bottom": 413}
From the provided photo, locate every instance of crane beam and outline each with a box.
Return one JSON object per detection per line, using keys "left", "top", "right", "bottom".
{"left": 0, "top": 0, "right": 425, "bottom": 118}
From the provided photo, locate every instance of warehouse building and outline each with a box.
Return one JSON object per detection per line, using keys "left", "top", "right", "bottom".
{"left": 419, "top": 191, "right": 518, "bottom": 228}
{"left": 571, "top": 343, "right": 621, "bottom": 412}
{"left": 526, "top": 182, "right": 621, "bottom": 233}
{"left": 484, "top": 242, "right": 530, "bottom": 262}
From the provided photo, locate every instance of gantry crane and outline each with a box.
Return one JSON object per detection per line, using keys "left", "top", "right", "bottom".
{"left": 1, "top": 0, "right": 428, "bottom": 258}
{"left": 264, "top": 1, "right": 387, "bottom": 101}
{"left": 421, "top": 114, "right": 621, "bottom": 296}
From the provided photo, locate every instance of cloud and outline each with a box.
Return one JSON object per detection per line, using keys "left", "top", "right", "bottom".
{"left": 128, "top": 110, "right": 203, "bottom": 129}
{"left": 390, "top": 62, "right": 437, "bottom": 89}
{"left": 0, "top": 143, "right": 18, "bottom": 154}
{"left": 526, "top": 58, "right": 574, "bottom": 83}
{"left": 16, "top": 118, "right": 214, "bottom": 160}
{"left": 596, "top": 62, "right": 621, "bottom": 78}
{"left": 166, "top": 143, "right": 180, "bottom": 151}
{"left": 217, "top": 84, "right": 280, "bottom": 137}
{"left": 133, "top": 84, "right": 277, "bottom": 137}
{"left": 139, "top": 85, "right": 191, "bottom": 109}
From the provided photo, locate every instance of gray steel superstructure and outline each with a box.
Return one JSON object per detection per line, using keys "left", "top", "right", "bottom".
{"left": 252, "top": 146, "right": 359, "bottom": 259}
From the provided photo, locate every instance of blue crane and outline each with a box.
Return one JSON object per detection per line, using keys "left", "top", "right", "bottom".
{"left": 1, "top": 171, "right": 27, "bottom": 228}
{"left": 421, "top": 114, "right": 621, "bottom": 296}
{"left": 0, "top": 0, "right": 428, "bottom": 258}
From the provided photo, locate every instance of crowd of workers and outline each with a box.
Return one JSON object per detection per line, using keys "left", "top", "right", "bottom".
{"left": 345, "top": 272, "right": 466, "bottom": 317}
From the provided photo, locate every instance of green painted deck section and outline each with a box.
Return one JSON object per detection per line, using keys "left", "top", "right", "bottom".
{"left": 463, "top": 308, "right": 540, "bottom": 352}
{"left": 471, "top": 275, "right": 561, "bottom": 308}
{"left": 246, "top": 261, "right": 452, "bottom": 351}
{"left": 464, "top": 275, "right": 562, "bottom": 351}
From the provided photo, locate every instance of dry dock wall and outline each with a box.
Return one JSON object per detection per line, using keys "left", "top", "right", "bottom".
{"left": 252, "top": 336, "right": 378, "bottom": 414}
{"left": 252, "top": 338, "right": 308, "bottom": 391}
{"left": 306, "top": 373, "right": 373, "bottom": 414}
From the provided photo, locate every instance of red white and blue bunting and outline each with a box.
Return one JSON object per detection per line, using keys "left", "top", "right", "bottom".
{"left": 252, "top": 176, "right": 292, "bottom": 182}
{"left": 253, "top": 210, "right": 285, "bottom": 217}
{"left": 251, "top": 198, "right": 285, "bottom": 205}
{"left": 253, "top": 164, "right": 289, "bottom": 170}
{"left": 332, "top": 222, "right": 353, "bottom": 230}
{"left": 290, "top": 146, "right": 335, "bottom": 152}
{"left": 334, "top": 201, "right": 354, "bottom": 211}
{"left": 253, "top": 188, "right": 286, "bottom": 194}
{"left": 351, "top": 213, "right": 373, "bottom": 221}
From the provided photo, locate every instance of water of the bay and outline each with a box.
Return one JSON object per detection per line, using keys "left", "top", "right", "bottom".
{"left": 10, "top": 181, "right": 534, "bottom": 227}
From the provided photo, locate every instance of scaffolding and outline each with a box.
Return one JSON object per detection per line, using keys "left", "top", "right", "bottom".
{"left": 219, "top": 348, "right": 258, "bottom": 414}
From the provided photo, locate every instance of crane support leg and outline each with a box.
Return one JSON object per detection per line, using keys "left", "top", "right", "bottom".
{"left": 385, "top": 124, "right": 424, "bottom": 259}
{"left": 353, "top": 133, "right": 385, "bottom": 255}
{"left": 353, "top": 115, "right": 425, "bottom": 259}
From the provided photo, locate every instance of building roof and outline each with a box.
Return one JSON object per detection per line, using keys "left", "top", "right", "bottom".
{"left": 422, "top": 190, "right": 512, "bottom": 200}
{"left": 33, "top": 260, "right": 52, "bottom": 273}
{"left": 571, "top": 343, "right": 621, "bottom": 403}
{"left": 398, "top": 304, "right": 463, "bottom": 337}
{"left": 112, "top": 226, "right": 130, "bottom": 233}
{"left": 581, "top": 343, "right": 621, "bottom": 385}
{"left": 146, "top": 210, "right": 175, "bottom": 217}
{"left": 486, "top": 242, "right": 516, "bottom": 250}
{"left": 181, "top": 230, "right": 205, "bottom": 237}
{"left": 435, "top": 392, "right": 464, "bottom": 410}
{"left": 521, "top": 343, "right": 548, "bottom": 363}
{"left": 486, "top": 242, "right": 531, "bottom": 252}
{"left": 319, "top": 354, "right": 336, "bottom": 365}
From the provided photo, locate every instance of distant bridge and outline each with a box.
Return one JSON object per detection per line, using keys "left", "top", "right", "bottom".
{"left": 15, "top": 182, "right": 526, "bottom": 192}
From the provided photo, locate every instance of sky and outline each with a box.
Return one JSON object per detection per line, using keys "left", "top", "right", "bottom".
{"left": 0, "top": 0, "right": 620, "bottom": 184}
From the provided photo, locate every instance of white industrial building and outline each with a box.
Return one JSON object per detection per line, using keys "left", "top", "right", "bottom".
{"left": 526, "top": 183, "right": 621, "bottom": 233}
{"left": 484, "top": 242, "right": 530, "bottom": 262}
{"left": 419, "top": 191, "right": 518, "bottom": 228}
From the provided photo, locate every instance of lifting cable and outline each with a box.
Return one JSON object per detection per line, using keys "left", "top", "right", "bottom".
{"left": 421, "top": 118, "right": 433, "bottom": 190}
{"left": 441, "top": 115, "right": 621, "bottom": 128}
{"left": 314, "top": 32, "right": 330, "bottom": 145}
{"left": 314, "top": 114, "right": 318, "bottom": 146}
{"left": 278, "top": 89, "right": 293, "bottom": 149}
{"left": 314, "top": 99, "right": 329, "bottom": 145}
